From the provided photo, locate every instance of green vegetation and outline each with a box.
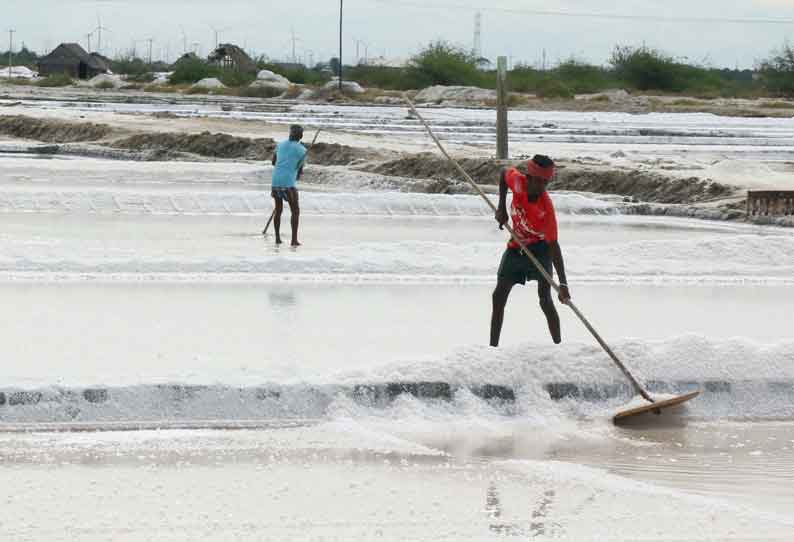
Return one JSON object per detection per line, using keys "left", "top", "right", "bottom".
{"left": 0, "top": 47, "right": 39, "bottom": 68}
{"left": 218, "top": 70, "right": 256, "bottom": 88}
{"left": 169, "top": 57, "right": 221, "bottom": 85}
{"left": 255, "top": 60, "right": 329, "bottom": 86}
{"left": 307, "top": 42, "right": 788, "bottom": 100}
{"left": 168, "top": 57, "right": 256, "bottom": 87}
{"left": 407, "top": 41, "right": 484, "bottom": 87}
{"left": 95, "top": 80, "right": 116, "bottom": 90}
{"left": 17, "top": 39, "right": 792, "bottom": 102}
{"left": 758, "top": 44, "right": 794, "bottom": 97}
{"left": 36, "top": 74, "right": 73, "bottom": 87}
{"left": 110, "top": 56, "right": 150, "bottom": 77}
{"left": 609, "top": 45, "right": 722, "bottom": 94}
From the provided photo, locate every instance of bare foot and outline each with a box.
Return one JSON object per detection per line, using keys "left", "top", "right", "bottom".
{"left": 291, "top": 240, "right": 301, "bottom": 247}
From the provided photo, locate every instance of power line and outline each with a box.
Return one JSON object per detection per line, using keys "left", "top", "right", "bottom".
{"left": 378, "top": 0, "right": 794, "bottom": 25}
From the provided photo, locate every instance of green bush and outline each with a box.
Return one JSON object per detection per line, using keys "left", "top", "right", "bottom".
{"left": 0, "top": 46, "right": 38, "bottom": 68}
{"left": 346, "top": 65, "right": 427, "bottom": 91}
{"left": 508, "top": 64, "right": 543, "bottom": 93}
{"left": 219, "top": 70, "right": 256, "bottom": 88}
{"left": 36, "top": 74, "right": 73, "bottom": 87}
{"left": 554, "top": 59, "right": 615, "bottom": 94}
{"left": 408, "top": 41, "right": 483, "bottom": 87}
{"left": 169, "top": 58, "right": 221, "bottom": 85}
{"left": 110, "top": 56, "right": 150, "bottom": 77}
{"left": 535, "top": 77, "right": 574, "bottom": 99}
{"left": 609, "top": 45, "right": 723, "bottom": 94}
{"left": 758, "top": 44, "right": 794, "bottom": 97}
{"left": 95, "top": 80, "right": 116, "bottom": 90}
{"left": 610, "top": 45, "right": 681, "bottom": 91}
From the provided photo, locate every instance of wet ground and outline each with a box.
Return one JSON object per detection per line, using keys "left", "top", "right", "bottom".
{"left": 1, "top": 103, "right": 793, "bottom": 539}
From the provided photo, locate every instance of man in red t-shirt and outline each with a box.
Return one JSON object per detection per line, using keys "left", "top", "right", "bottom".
{"left": 490, "top": 154, "right": 571, "bottom": 347}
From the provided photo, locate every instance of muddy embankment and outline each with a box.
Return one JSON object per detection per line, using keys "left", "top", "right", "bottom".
{"left": 365, "top": 153, "right": 738, "bottom": 203}
{"left": 0, "top": 114, "right": 383, "bottom": 165}
{"left": 0, "top": 115, "right": 113, "bottom": 142}
{"left": 2, "top": 114, "right": 772, "bottom": 224}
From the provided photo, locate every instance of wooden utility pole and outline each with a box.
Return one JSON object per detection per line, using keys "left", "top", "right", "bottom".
{"left": 338, "top": 0, "right": 343, "bottom": 91}
{"left": 496, "top": 56, "right": 508, "bottom": 160}
{"left": 8, "top": 29, "right": 15, "bottom": 79}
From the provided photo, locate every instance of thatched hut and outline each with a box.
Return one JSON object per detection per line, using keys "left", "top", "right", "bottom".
{"left": 208, "top": 44, "right": 257, "bottom": 75}
{"left": 38, "top": 43, "right": 109, "bottom": 79}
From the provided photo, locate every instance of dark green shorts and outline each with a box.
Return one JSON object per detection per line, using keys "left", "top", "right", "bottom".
{"left": 497, "top": 242, "right": 553, "bottom": 286}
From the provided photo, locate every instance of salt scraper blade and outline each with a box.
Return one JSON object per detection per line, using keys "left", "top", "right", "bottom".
{"left": 613, "top": 390, "right": 701, "bottom": 424}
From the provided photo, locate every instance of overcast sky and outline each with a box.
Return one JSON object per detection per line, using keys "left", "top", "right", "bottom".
{"left": 6, "top": 0, "right": 794, "bottom": 68}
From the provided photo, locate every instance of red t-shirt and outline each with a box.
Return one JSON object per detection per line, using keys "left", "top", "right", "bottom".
{"left": 504, "top": 168, "right": 558, "bottom": 248}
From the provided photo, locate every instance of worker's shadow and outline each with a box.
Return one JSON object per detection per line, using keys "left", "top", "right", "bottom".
{"left": 268, "top": 290, "right": 297, "bottom": 308}
{"left": 614, "top": 409, "right": 689, "bottom": 430}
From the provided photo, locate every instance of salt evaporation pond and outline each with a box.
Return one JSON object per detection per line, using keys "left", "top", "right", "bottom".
{"left": 0, "top": 147, "right": 792, "bottom": 539}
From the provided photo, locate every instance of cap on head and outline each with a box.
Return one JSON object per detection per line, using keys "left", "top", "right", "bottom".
{"left": 289, "top": 124, "right": 304, "bottom": 140}
{"left": 526, "top": 154, "right": 555, "bottom": 182}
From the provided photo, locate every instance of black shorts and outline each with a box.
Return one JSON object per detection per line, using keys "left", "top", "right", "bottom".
{"left": 497, "top": 242, "right": 553, "bottom": 286}
{"left": 272, "top": 187, "right": 297, "bottom": 202}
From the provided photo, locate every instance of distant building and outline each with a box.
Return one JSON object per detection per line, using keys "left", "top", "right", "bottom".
{"left": 359, "top": 56, "right": 408, "bottom": 68}
{"left": 37, "top": 43, "right": 109, "bottom": 79}
{"left": 208, "top": 44, "right": 257, "bottom": 75}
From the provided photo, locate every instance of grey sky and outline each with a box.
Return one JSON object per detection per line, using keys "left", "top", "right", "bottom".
{"left": 6, "top": 0, "right": 794, "bottom": 68}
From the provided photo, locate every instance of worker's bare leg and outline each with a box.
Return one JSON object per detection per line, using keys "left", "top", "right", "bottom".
{"left": 490, "top": 278, "right": 514, "bottom": 347}
{"left": 538, "top": 280, "right": 561, "bottom": 344}
{"left": 286, "top": 188, "right": 301, "bottom": 247}
{"left": 273, "top": 196, "right": 284, "bottom": 245}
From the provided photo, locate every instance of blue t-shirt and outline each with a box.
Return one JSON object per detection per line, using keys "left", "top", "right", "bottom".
{"left": 272, "top": 139, "right": 307, "bottom": 188}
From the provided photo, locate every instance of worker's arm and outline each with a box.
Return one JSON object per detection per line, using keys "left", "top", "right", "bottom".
{"left": 271, "top": 152, "right": 277, "bottom": 166}
{"left": 495, "top": 169, "right": 508, "bottom": 229}
{"left": 548, "top": 240, "right": 571, "bottom": 304}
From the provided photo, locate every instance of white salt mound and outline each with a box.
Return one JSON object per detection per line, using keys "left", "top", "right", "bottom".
{"left": 414, "top": 85, "right": 496, "bottom": 103}
{"left": 255, "top": 70, "right": 291, "bottom": 90}
{"left": 88, "top": 74, "right": 123, "bottom": 89}
{"left": 152, "top": 72, "right": 172, "bottom": 84}
{"left": 323, "top": 78, "right": 365, "bottom": 94}
{"left": 2, "top": 66, "right": 38, "bottom": 79}
{"left": 192, "top": 78, "right": 226, "bottom": 89}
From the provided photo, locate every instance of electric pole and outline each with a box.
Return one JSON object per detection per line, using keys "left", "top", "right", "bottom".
{"left": 338, "top": 0, "right": 343, "bottom": 90}
{"left": 291, "top": 27, "right": 297, "bottom": 64}
{"left": 8, "top": 29, "right": 15, "bottom": 79}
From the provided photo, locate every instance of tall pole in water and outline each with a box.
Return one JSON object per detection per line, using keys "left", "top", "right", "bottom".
{"left": 8, "top": 29, "right": 15, "bottom": 79}
{"left": 338, "top": 0, "right": 343, "bottom": 91}
{"left": 496, "top": 56, "right": 508, "bottom": 160}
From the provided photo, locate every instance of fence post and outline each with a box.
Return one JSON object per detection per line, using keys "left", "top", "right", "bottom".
{"left": 496, "top": 56, "right": 508, "bottom": 160}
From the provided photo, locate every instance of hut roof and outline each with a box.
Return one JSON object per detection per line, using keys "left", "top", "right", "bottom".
{"left": 40, "top": 43, "right": 107, "bottom": 71}
{"left": 208, "top": 43, "right": 257, "bottom": 73}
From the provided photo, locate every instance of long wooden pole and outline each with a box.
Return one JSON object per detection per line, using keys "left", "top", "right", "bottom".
{"left": 403, "top": 94, "right": 654, "bottom": 403}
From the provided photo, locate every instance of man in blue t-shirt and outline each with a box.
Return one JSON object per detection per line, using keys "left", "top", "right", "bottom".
{"left": 270, "top": 124, "right": 307, "bottom": 246}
